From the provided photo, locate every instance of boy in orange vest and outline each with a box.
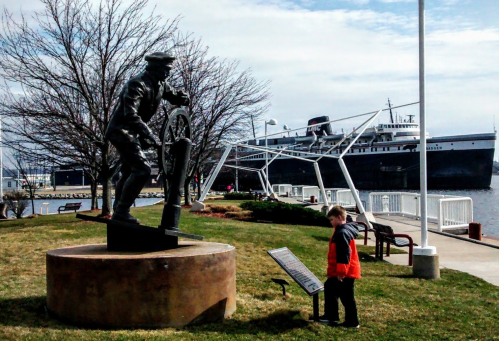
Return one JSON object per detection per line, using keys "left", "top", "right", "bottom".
{"left": 319, "top": 205, "right": 361, "bottom": 328}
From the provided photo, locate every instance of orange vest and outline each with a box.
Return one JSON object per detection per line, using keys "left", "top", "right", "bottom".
{"left": 327, "top": 234, "right": 361, "bottom": 279}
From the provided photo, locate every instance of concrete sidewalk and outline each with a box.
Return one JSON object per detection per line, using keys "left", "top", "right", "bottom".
{"left": 360, "top": 215, "right": 499, "bottom": 287}
{"left": 278, "top": 197, "right": 499, "bottom": 286}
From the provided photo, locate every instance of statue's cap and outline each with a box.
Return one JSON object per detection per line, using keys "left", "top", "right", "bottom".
{"left": 145, "top": 52, "right": 175, "bottom": 64}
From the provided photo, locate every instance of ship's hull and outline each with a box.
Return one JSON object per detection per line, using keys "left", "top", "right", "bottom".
{"left": 237, "top": 149, "right": 493, "bottom": 190}
{"left": 224, "top": 133, "right": 496, "bottom": 190}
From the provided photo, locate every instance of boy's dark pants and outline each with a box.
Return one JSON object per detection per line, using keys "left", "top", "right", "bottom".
{"left": 324, "top": 277, "right": 359, "bottom": 325}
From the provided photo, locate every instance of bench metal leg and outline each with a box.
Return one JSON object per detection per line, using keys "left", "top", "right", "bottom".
{"left": 379, "top": 236, "right": 384, "bottom": 261}
{"left": 386, "top": 243, "right": 391, "bottom": 257}
{"left": 409, "top": 244, "right": 413, "bottom": 266}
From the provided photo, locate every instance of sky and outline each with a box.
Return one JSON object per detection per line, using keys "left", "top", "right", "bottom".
{"left": 2, "top": 0, "right": 499, "bottom": 154}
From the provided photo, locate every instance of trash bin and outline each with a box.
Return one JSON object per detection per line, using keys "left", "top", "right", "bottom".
{"left": 310, "top": 195, "right": 316, "bottom": 203}
{"left": 469, "top": 222, "right": 481, "bottom": 241}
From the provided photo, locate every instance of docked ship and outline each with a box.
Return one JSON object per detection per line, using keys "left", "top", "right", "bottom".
{"left": 228, "top": 102, "right": 496, "bottom": 190}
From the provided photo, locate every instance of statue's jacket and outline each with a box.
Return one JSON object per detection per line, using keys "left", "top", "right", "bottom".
{"left": 106, "top": 71, "right": 184, "bottom": 142}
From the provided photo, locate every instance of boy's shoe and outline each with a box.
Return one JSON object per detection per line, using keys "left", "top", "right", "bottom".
{"left": 318, "top": 315, "right": 339, "bottom": 325}
{"left": 340, "top": 322, "right": 360, "bottom": 328}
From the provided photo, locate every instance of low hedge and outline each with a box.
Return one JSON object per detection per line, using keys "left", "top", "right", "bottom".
{"left": 223, "top": 192, "right": 255, "bottom": 200}
{"left": 240, "top": 201, "right": 332, "bottom": 227}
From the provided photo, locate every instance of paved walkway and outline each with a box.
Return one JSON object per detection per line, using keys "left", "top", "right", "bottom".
{"left": 279, "top": 197, "right": 499, "bottom": 286}
{"left": 364, "top": 215, "right": 499, "bottom": 287}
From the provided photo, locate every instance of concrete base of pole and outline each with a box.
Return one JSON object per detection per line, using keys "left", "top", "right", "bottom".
{"left": 321, "top": 205, "right": 330, "bottom": 215}
{"left": 190, "top": 201, "right": 205, "bottom": 212}
{"left": 355, "top": 212, "right": 376, "bottom": 228}
{"left": 413, "top": 246, "right": 440, "bottom": 279}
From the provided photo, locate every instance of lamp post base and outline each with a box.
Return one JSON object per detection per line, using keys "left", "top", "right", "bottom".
{"left": 413, "top": 246, "right": 440, "bottom": 279}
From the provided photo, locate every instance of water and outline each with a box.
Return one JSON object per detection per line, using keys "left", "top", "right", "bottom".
{"left": 359, "top": 176, "right": 499, "bottom": 238}
{"left": 11, "top": 197, "right": 162, "bottom": 217}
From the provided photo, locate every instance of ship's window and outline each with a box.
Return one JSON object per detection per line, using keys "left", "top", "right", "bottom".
{"left": 383, "top": 147, "right": 385, "bottom": 151}
{"left": 451, "top": 143, "right": 453, "bottom": 145}
{"left": 387, "top": 147, "right": 390, "bottom": 151}
{"left": 363, "top": 148, "right": 365, "bottom": 152}
{"left": 375, "top": 148, "right": 377, "bottom": 151}
{"left": 398, "top": 146, "right": 400, "bottom": 150}
{"left": 371, "top": 148, "right": 373, "bottom": 152}
{"left": 274, "top": 139, "right": 278, "bottom": 144}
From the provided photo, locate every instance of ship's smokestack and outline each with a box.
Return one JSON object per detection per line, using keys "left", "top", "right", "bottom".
{"left": 306, "top": 116, "right": 333, "bottom": 137}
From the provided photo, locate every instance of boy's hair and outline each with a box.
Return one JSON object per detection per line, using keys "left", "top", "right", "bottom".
{"left": 327, "top": 205, "right": 347, "bottom": 219}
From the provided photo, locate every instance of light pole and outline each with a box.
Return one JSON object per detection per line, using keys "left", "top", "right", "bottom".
{"left": 283, "top": 124, "right": 291, "bottom": 137}
{"left": 265, "top": 118, "right": 278, "bottom": 195}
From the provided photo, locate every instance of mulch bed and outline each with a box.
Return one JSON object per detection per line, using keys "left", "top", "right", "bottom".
{"left": 192, "top": 212, "right": 226, "bottom": 218}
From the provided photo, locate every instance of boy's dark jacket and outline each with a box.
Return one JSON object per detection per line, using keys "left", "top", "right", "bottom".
{"left": 327, "top": 222, "right": 361, "bottom": 279}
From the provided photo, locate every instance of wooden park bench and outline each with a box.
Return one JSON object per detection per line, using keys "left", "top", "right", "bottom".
{"left": 370, "top": 221, "right": 417, "bottom": 266}
{"left": 58, "top": 202, "right": 82, "bottom": 214}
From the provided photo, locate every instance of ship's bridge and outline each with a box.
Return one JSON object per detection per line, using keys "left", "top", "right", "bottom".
{"left": 376, "top": 123, "right": 427, "bottom": 142}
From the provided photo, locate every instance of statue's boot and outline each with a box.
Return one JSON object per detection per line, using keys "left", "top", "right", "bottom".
{"left": 112, "top": 209, "right": 141, "bottom": 224}
{"left": 111, "top": 173, "right": 148, "bottom": 225}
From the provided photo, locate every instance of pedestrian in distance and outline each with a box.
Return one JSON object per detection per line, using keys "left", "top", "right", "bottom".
{"left": 319, "top": 205, "right": 361, "bottom": 328}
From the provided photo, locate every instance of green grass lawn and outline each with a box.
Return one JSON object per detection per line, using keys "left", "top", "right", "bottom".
{"left": 1, "top": 201, "right": 498, "bottom": 340}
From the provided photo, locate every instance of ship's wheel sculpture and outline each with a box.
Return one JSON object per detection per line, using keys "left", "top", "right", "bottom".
{"left": 159, "top": 106, "right": 192, "bottom": 183}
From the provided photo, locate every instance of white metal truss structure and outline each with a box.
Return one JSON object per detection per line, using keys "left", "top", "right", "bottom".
{"left": 198, "top": 108, "right": 387, "bottom": 212}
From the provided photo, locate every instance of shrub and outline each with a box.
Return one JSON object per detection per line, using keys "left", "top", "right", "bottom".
{"left": 223, "top": 192, "right": 255, "bottom": 200}
{"left": 240, "top": 201, "right": 331, "bottom": 227}
{"left": 4, "top": 191, "right": 30, "bottom": 219}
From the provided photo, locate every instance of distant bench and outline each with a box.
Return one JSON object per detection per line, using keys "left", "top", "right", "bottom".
{"left": 370, "top": 221, "right": 417, "bottom": 266}
{"left": 352, "top": 221, "right": 372, "bottom": 246}
{"left": 58, "top": 202, "right": 82, "bottom": 214}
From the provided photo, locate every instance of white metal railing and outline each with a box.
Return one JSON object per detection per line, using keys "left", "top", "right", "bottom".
{"left": 369, "top": 192, "right": 473, "bottom": 231}
{"left": 272, "top": 184, "right": 292, "bottom": 196}
{"left": 290, "top": 185, "right": 320, "bottom": 202}
{"left": 337, "top": 189, "right": 358, "bottom": 208}
{"left": 438, "top": 197, "right": 473, "bottom": 231}
{"left": 315, "top": 188, "right": 358, "bottom": 208}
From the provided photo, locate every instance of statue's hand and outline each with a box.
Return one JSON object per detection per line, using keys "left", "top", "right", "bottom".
{"left": 143, "top": 135, "right": 161, "bottom": 149}
{"left": 177, "top": 90, "right": 190, "bottom": 106}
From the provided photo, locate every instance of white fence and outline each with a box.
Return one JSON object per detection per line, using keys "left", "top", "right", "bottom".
{"left": 368, "top": 192, "right": 473, "bottom": 231}
{"left": 318, "top": 188, "right": 358, "bottom": 208}
{"left": 272, "top": 184, "right": 293, "bottom": 196}
{"left": 290, "top": 186, "right": 320, "bottom": 202}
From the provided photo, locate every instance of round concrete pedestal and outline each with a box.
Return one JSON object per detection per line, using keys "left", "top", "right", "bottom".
{"left": 46, "top": 242, "right": 236, "bottom": 328}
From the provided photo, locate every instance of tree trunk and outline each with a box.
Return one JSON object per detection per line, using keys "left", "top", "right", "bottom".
{"left": 183, "top": 177, "right": 192, "bottom": 206}
{"left": 30, "top": 192, "right": 35, "bottom": 215}
{"left": 90, "top": 179, "right": 98, "bottom": 210}
{"left": 196, "top": 172, "right": 202, "bottom": 200}
{"left": 100, "top": 144, "right": 113, "bottom": 216}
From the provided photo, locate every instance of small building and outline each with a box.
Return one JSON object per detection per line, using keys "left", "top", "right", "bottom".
{"left": 1, "top": 177, "right": 21, "bottom": 192}
{"left": 54, "top": 169, "right": 92, "bottom": 186}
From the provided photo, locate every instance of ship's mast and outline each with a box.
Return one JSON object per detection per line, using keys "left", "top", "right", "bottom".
{"left": 387, "top": 98, "right": 394, "bottom": 123}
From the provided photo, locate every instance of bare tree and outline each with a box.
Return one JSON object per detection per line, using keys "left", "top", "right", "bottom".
{"left": 0, "top": 0, "right": 180, "bottom": 216}
{"left": 4, "top": 191, "right": 30, "bottom": 219}
{"left": 150, "top": 36, "right": 270, "bottom": 205}
{"left": 6, "top": 151, "right": 48, "bottom": 215}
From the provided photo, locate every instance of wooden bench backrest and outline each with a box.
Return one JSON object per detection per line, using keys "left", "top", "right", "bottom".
{"left": 370, "top": 222, "right": 395, "bottom": 242}
{"left": 65, "top": 203, "right": 82, "bottom": 208}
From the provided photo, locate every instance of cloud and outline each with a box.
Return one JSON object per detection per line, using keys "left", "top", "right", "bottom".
{"left": 2, "top": 0, "right": 498, "bottom": 147}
